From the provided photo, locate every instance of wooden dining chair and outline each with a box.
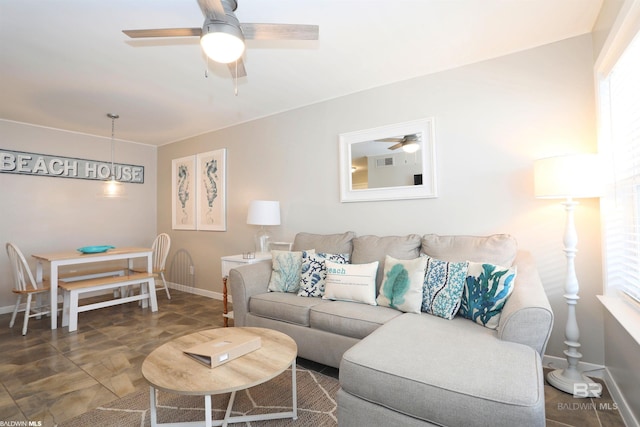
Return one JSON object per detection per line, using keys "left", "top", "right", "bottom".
{"left": 132, "top": 233, "right": 171, "bottom": 299}
{"left": 6, "top": 243, "right": 59, "bottom": 335}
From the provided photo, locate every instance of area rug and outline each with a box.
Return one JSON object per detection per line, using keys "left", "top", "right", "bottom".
{"left": 60, "top": 367, "right": 339, "bottom": 426}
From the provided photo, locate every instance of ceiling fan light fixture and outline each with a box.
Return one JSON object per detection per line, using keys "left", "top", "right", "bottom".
{"left": 201, "top": 21, "right": 245, "bottom": 64}
{"left": 402, "top": 141, "right": 420, "bottom": 153}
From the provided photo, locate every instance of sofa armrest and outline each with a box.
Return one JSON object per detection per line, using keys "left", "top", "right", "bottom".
{"left": 228, "top": 261, "right": 272, "bottom": 327}
{"left": 497, "top": 250, "right": 554, "bottom": 356}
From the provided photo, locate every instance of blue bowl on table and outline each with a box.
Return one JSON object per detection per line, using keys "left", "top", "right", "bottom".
{"left": 77, "top": 245, "right": 115, "bottom": 254}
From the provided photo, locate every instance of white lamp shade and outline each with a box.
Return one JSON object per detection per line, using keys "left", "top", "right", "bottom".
{"left": 534, "top": 154, "right": 603, "bottom": 199}
{"left": 247, "top": 200, "right": 281, "bottom": 225}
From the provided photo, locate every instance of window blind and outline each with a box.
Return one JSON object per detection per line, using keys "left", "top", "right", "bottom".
{"left": 600, "top": 29, "right": 640, "bottom": 305}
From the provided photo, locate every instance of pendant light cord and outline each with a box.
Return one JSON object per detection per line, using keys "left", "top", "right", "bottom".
{"left": 107, "top": 113, "right": 119, "bottom": 180}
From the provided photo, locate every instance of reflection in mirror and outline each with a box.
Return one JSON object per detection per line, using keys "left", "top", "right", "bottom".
{"left": 351, "top": 133, "right": 423, "bottom": 190}
{"left": 339, "top": 118, "right": 437, "bottom": 202}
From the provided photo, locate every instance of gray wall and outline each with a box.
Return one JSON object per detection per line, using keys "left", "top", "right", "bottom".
{"left": 0, "top": 120, "right": 157, "bottom": 309}
{"left": 158, "top": 34, "right": 605, "bottom": 364}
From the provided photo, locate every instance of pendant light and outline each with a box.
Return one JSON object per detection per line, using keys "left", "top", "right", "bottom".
{"left": 102, "top": 113, "right": 125, "bottom": 198}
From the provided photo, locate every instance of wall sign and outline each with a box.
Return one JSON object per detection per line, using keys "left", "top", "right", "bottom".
{"left": 0, "top": 149, "right": 144, "bottom": 183}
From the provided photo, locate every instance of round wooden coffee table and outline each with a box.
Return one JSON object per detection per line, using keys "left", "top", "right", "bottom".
{"left": 142, "top": 327, "right": 298, "bottom": 427}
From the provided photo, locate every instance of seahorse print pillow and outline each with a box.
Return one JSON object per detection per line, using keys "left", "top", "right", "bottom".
{"left": 376, "top": 255, "right": 428, "bottom": 313}
{"left": 459, "top": 261, "right": 516, "bottom": 329}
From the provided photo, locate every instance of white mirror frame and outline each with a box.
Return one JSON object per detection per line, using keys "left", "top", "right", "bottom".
{"left": 339, "top": 118, "right": 437, "bottom": 202}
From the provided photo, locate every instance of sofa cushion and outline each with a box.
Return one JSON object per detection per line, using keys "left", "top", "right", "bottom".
{"left": 292, "top": 231, "right": 356, "bottom": 254}
{"left": 249, "top": 292, "right": 327, "bottom": 326}
{"left": 351, "top": 234, "right": 422, "bottom": 289}
{"left": 460, "top": 261, "right": 517, "bottom": 329}
{"left": 323, "top": 261, "right": 379, "bottom": 305}
{"left": 421, "top": 234, "right": 518, "bottom": 267}
{"left": 340, "top": 313, "right": 545, "bottom": 427}
{"left": 422, "top": 256, "right": 469, "bottom": 319}
{"left": 310, "top": 300, "right": 402, "bottom": 339}
{"left": 298, "top": 252, "right": 350, "bottom": 298}
{"left": 376, "top": 255, "right": 427, "bottom": 313}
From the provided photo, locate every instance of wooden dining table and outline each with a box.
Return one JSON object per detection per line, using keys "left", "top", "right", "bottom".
{"left": 31, "top": 247, "right": 153, "bottom": 330}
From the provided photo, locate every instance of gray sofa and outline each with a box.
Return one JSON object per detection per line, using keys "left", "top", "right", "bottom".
{"left": 229, "top": 232, "right": 553, "bottom": 426}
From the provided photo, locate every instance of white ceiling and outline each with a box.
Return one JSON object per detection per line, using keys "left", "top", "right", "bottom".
{"left": 0, "top": 0, "right": 603, "bottom": 147}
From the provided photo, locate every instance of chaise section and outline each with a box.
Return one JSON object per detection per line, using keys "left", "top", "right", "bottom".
{"left": 339, "top": 313, "right": 545, "bottom": 427}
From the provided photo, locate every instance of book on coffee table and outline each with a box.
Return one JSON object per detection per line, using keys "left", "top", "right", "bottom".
{"left": 184, "top": 333, "right": 262, "bottom": 368}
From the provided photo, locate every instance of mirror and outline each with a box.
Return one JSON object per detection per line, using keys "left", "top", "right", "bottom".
{"left": 339, "top": 118, "right": 437, "bottom": 202}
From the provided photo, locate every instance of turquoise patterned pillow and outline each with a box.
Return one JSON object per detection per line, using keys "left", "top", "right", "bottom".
{"left": 268, "top": 250, "right": 313, "bottom": 293}
{"left": 422, "top": 256, "right": 469, "bottom": 319}
{"left": 298, "top": 252, "right": 350, "bottom": 297}
{"left": 460, "top": 262, "right": 516, "bottom": 329}
{"left": 377, "top": 255, "right": 428, "bottom": 313}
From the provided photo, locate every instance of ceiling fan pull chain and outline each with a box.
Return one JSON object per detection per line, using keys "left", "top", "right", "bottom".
{"left": 234, "top": 60, "right": 238, "bottom": 96}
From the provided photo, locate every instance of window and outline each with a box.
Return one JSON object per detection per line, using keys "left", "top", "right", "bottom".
{"left": 599, "top": 29, "right": 640, "bottom": 306}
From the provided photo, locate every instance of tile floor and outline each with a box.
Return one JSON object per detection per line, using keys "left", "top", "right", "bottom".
{"left": 0, "top": 290, "right": 627, "bottom": 426}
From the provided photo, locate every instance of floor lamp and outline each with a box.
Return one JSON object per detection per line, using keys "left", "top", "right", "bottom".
{"left": 534, "top": 153, "right": 602, "bottom": 397}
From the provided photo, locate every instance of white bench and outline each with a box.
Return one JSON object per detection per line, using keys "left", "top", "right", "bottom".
{"left": 60, "top": 272, "right": 158, "bottom": 332}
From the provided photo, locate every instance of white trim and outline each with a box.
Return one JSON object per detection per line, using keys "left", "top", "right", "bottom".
{"left": 599, "top": 294, "right": 640, "bottom": 346}
{"left": 166, "top": 281, "right": 224, "bottom": 301}
{"left": 604, "top": 367, "right": 640, "bottom": 427}
{"left": 595, "top": 0, "right": 640, "bottom": 77}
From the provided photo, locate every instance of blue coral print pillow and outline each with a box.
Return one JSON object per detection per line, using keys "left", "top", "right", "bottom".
{"left": 422, "top": 256, "right": 469, "bottom": 319}
{"left": 298, "top": 252, "right": 350, "bottom": 297}
{"left": 460, "top": 261, "right": 516, "bottom": 329}
{"left": 377, "top": 255, "right": 428, "bottom": 313}
{"left": 268, "top": 250, "right": 313, "bottom": 293}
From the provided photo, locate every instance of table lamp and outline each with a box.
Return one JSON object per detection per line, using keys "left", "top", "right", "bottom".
{"left": 534, "top": 153, "right": 602, "bottom": 397}
{"left": 246, "top": 200, "right": 281, "bottom": 254}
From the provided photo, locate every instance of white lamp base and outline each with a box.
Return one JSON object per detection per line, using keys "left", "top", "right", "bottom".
{"left": 254, "top": 226, "right": 272, "bottom": 254}
{"left": 547, "top": 367, "right": 601, "bottom": 398}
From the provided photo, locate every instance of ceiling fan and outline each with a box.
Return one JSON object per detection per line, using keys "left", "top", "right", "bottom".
{"left": 376, "top": 134, "right": 421, "bottom": 152}
{"left": 122, "top": 0, "right": 319, "bottom": 79}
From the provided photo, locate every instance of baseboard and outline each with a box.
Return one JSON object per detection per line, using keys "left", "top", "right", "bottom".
{"left": 543, "top": 355, "right": 638, "bottom": 426}
{"left": 604, "top": 367, "right": 640, "bottom": 427}
{"left": 0, "top": 282, "right": 224, "bottom": 315}
{"left": 166, "top": 282, "right": 223, "bottom": 301}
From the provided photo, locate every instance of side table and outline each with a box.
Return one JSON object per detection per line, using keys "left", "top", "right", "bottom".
{"left": 221, "top": 253, "right": 271, "bottom": 326}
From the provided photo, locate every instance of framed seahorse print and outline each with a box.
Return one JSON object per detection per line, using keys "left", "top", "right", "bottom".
{"left": 172, "top": 155, "right": 197, "bottom": 230}
{"left": 196, "top": 149, "right": 227, "bottom": 231}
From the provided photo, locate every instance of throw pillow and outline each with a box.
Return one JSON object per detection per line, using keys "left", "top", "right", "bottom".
{"left": 376, "top": 255, "right": 428, "bottom": 313}
{"left": 298, "top": 252, "right": 350, "bottom": 297}
{"left": 422, "top": 256, "right": 469, "bottom": 320}
{"left": 460, "top": 261, "right": 516, "bottom": 329}
{"left": 323, "top": 260, "right": 379, "bottom": 305}
{"left": 268, "top": 250, "right": 313, "bottom": 293}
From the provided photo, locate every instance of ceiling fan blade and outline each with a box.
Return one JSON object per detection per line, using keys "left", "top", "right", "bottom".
{"left": 388, "top": 142, "right": 404, "bottom": 150}
{"left": 227, "top": 58, "right": 247, "bottom": 78}
{"left": 197, "top": 0, "right": 228, "bottom": 21}
{"left": 123, "top": 28, "right": 202, "bottom": 38}
{"left": 241, "top": 23, "right": 319, "bottom": 40}
{"left": 377, "top": 137, "right": 403, "bottom": 143}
